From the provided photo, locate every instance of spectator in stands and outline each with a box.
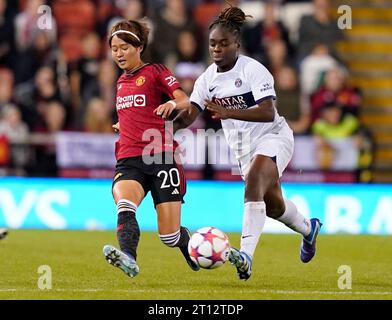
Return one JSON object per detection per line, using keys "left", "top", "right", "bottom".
{"left": 242, "top": 0, "right": 293, "bottom": 64}
{"left": 0, "top": 104, "right": 30, "bottom": 174}
{"left": 70, "top": 32, "right": 102, "bottom": 127}
{"left": 71, "top": 58, "right": 117, "bottom": 130}
{"left": 15, "top": 0, "right": 57, "bottom": 83}
{"left": 310, "top": 67, "right": 362, "bottom": 124}
{"left": 175, "top": 29, "right": 204, "bottom": 67}
{"left": 265, "top": 39, "right": 293, "bottom": 77}
{"left": 34, "top": 100, "right": 67, "bottom": 134}
{"left": 97, "top": 59, "right": 118, "bottom": 122}
{"left": 312, "top": 97, "right": 373, "bottom": 179}
{"left": 14, "top": 65, "right": 64, "bottom": 130}
{"left": 107, "top": 0, "right": 150, "bottom": 29}
{"left": 151, "top": 0, "right": 196, "bottom": 64}
{"left": 31, "top": 100, "right": 67, "bottom": 176}
{"left": 275, "top": 65, "right": 310, "bottom": 135}
{"left": 172, "top": 31, "right": 206, "bottom": 131}
{"left": 297, "top": 0, "right": 343, "bottom": 61}
{"left": 312, "top": 101, "right": 359, "bottom": 139}
{"left": 311, "top": 101, "right": 360, "bottom": 170}
{"left": 83, "top": 97, "right": 113, "bottom": 133}
{"left": 14, "top": 29, "right": 58, "bottom": 84}
{"left": 0, "top": 0, "right": 16, "bottom": 69}
{"left": 0, "top": 68, "right": 14, "bottom": 110}
{"left": 299, "top": 43, "right": 338, "bottom": 97}
{"left": 172, "top": 29, "right": 205, "bottom": 84}
{"left": 15, "top": 0, "right": 44, "bottom": 51}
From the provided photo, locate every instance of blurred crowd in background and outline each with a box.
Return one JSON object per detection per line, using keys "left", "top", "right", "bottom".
{"left": 0, "top": 0, "right": 374, "bottom": 180}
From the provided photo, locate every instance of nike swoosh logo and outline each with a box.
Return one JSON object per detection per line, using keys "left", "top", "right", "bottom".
{"left": 209, "top": 86, "right": 217, "bottom": 92}
{"left": 241, "top": 235, "right": 252, "bottom": 239}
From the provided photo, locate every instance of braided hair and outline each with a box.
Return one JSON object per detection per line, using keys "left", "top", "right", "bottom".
{"left": 209, "top": 3, "right": 252, "bottom": 40}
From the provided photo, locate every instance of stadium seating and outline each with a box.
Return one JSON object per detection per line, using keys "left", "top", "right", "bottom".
{"left": 332, "top": 0, "right": 392, "bottom": 182}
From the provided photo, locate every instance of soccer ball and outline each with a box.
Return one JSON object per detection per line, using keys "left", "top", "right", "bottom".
{"left": 188, "top": 227, "right": 230, "bottom": 269}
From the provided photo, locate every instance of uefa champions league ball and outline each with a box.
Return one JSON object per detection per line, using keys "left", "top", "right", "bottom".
{"left": 188, "top": 227, "right": 231, "bottom": 269}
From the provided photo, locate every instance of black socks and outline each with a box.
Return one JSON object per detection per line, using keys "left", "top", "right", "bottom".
{"left": 117, "top": 211, "right": 140, "bottom": 260}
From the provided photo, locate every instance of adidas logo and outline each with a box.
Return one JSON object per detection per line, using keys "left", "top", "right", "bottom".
{"left": 171, "top": 188, "right": 179, "bottom": 195}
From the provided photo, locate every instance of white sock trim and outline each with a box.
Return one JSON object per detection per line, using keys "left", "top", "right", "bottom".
{"left": 159, "top": 229, "right": 181, "bottom": 247}
{"left": 244, "top": 201, "right": 266, "bottom": 211}
{"left": 117, "top": 199, "right": 138, "bottom": 214}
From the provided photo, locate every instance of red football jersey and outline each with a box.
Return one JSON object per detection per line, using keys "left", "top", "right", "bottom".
{"left": 114, "top": 63, "right": 181, "bottom": 160}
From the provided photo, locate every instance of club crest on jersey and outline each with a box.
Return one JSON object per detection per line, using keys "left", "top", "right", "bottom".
{"left": 136, "top": 76, "right": 146, "bottom": 87}
{"left": 235, "top": 78, "right": 242, "bottom": 88}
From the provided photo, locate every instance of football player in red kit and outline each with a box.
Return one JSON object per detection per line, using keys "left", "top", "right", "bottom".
{"left": 103, "top": 19, "right": 199, "bottom": 277}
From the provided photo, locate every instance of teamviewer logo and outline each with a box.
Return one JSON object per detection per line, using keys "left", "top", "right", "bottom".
{"left": 134, "top": 95, "right": 146, "bottom": 107}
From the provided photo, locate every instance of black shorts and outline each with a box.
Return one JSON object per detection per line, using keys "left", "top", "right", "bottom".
{"left": 112, "top": 153, "right": 186, "bottom": 207}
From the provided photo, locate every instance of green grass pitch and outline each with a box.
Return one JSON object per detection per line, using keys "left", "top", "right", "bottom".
{"left": 0, "top": 230, "right": 391, "bottom": 300}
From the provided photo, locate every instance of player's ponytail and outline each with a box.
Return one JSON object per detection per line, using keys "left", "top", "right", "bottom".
{"left": 108, "top": 20, "right": 149, "bottom": 54}
{"left": 209, "top": 1, "right": 252, "bottom": 38}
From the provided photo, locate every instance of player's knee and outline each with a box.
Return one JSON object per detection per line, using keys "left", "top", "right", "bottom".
{"left": 244, "top": 178, "right": 267, "bottom": 202}
{"left": 159, "top": 229, "right": 181, "bottom": 247}
{"left": 266, "top": 203, "right": 285, "bottom": 219}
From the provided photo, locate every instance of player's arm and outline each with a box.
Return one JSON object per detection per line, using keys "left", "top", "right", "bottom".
{"left": 172, "top": 104, "right": 201, "bottom": 132}
{"left": 154, "top": 89, "right": 190, "bottom": 119}
{"left": 205, "top": 97, "right": 275, "bottom": 122}
{"left": 154, "top": 88, "right": 201, "bottom": 131}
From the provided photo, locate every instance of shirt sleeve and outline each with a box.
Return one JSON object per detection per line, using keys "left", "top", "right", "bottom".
{"left": 156, "top": 65, "right": 182, "bottom": 98}
{"left": 189, "top": 73, "right": 207, "bottom": 112}
{"left": 245, "top": 60, "right": 276, "bottom": 104}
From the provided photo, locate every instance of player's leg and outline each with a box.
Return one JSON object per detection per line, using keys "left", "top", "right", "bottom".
{"left": 241, "top": 155, "right": 279, "bottom": 256}
{"left": 0, "top": 228, "right": 8, "bottom": 240}
{"left": 151, "top": 156, "right": 199, "bottom": 271}
{"left": 264, "top": 180, "right": 311, "bottom": 235}
{"left": 229, "top": 155, "right": 277, "bottom": 280}
{"left": 103, "top": 179, "right": 145, "bottom": 277}
{"left": 155, "top": 202, "right": 199, "bottom": 271}
{"left": 261, "top": 128, "right": 322, "bottom": 263}
{"left": 264, "top": 180, "right": 322, "bottom": 263}
{"left": 112, "top": 179, "right": 145, "bottom": 259}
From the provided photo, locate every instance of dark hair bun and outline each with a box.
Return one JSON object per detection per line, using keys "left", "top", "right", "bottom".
{"left": 209, "top": 4, "right": 251, "bottom": 34}
{"left": 218, "top": 6, "right": 247, "bottom": 29}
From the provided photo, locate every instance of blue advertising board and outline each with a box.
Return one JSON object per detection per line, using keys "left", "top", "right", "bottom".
{"left": 0, "top": 178, "right": 391, "bottom": 234}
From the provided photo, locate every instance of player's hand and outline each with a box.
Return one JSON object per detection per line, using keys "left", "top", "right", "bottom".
{"left": 112, "top": 122, "right": 120, "bottom": 133}
{"left": 154, "top": 101, "right": 176, "bottom": 119}
{"left": 204, "top": 99, "right": 229, "bottom": 120}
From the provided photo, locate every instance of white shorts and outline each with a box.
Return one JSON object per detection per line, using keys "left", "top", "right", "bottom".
{"left": 238, "top": 124, "right": 294, "bottom": 179}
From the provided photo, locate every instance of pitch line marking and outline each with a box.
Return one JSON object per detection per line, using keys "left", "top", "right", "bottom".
{"left": 1, "top": 289, "right": 392, "bottom": 296}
